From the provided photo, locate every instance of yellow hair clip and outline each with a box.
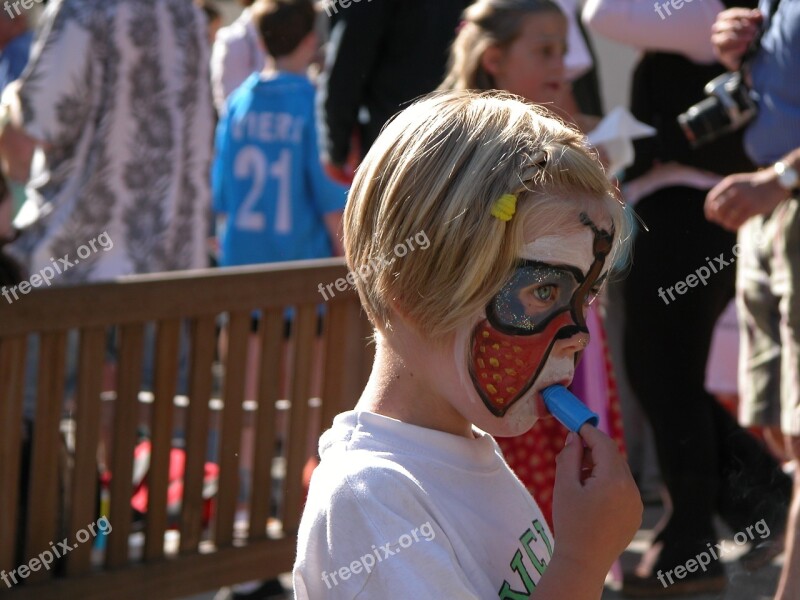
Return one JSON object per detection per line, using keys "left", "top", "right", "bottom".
{"left": 491, "top": 193, "right": 517, "bottom": 222}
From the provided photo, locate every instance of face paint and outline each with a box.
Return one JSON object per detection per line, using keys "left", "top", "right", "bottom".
{"left": 469, "top": 213, "right": 613, "bottom": 417}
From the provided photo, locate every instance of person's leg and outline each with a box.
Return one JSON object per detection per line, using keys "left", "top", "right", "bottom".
{"left": 776, "top": 436, "right": 800, "bottom": 600}
{"left": 774, "top": 199, "right": 800, "bottom": 598}
{"left": 623, "top": 188, "right": 733, "bottom": 575}
{"left": 712, "top": 398, "right": 791, "bottom": 537}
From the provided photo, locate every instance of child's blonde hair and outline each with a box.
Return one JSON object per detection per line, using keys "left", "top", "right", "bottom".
{"left": 344, "top": 90, "right": 627, "bottom": 341}
{"left": 439, "top": 0, "right": 565, "bottom": 92}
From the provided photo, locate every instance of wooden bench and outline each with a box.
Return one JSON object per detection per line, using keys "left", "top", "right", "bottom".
{"left": 0, "top": 259, "right": 373, "bottom": 599}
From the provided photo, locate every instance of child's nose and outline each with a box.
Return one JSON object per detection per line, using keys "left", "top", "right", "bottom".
{"left": 553, "top": 331, "right": 590, "bottom": 357}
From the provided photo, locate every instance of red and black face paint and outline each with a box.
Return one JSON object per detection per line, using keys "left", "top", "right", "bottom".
{"left": 469, "top": 213, "right": 613, "bottom": 417}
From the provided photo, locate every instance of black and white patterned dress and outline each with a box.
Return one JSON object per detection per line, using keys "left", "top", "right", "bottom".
{"left": 7, "top": 0, "right": 214, "bottom": 283}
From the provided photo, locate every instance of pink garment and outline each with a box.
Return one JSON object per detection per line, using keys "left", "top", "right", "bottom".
{"left": 570, "top": 303, "right": 615, "bottom": 436}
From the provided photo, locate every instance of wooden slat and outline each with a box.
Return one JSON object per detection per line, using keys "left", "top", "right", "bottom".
{"left": 281, "top": 305, "right": 317, "bottom": 533}
{"left": 106, "top": 324, "right": 144, "bottom": 568}
{"left": 0, "top": 335, "right": 27, "bottom": 572}
{"left": 65, "top": 327, "right": 105, "bottom": 575}
{"left": 320, "top": 302, "right": 351, "bottom": 432}
{"left": 213, "top": 311, "right": 249, "bottom": 547}
{"left": 3, "top": 536, "right": 296, "bottom": 600}
{"left": 178, "top": 316, "right": 216, "bottom": 553}
{"left": 248, "top": 309, "right": 284, "bottom": 541}
{"left": 143, "top": 320, "right": 181, "bottom": 562}
{"left": 25, "top": 331, "right": 67, "bottom": 583}
{"left": 0, "top": 260, "right": 355, "bottom": 336}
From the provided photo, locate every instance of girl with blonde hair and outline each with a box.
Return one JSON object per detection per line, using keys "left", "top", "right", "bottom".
{"left": 294, "top": 89, "right": 640, "bottom": 599}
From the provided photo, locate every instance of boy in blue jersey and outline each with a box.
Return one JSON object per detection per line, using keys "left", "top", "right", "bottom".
{"left": 212, "top": 0, "right": 346, "bottom": 268}
{"left": 211, "top": 7, "right": 345, "bottom": 598}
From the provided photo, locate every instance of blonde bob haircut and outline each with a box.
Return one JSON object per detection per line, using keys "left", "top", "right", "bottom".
{"left": 344, "top": 90, "right": 628, "bottom": 342}
{"left": 439, "top": 0, "right": 565, "bottom": 92}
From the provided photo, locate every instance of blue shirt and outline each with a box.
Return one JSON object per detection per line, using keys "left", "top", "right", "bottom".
{"left": 744, "top": 0, "right": 800, "bottom": 166}
{"left": 212, "top": 72, "right": 347, "bottom": 267}
{"left": 0, "top": 30, "right": 32, "bottom": 92}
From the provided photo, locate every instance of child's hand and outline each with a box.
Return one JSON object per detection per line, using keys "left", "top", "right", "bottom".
{"left": 551, "top": 425, "right": 642, "bottom": 580}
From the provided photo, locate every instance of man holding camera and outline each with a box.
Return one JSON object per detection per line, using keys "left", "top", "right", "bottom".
{"left": 705, "top": 2, "right": 800, "bottom": 598}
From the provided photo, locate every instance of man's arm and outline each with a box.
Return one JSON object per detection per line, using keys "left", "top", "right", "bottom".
{"left": 0, "top": 3, "right": 93, "bottom": 182}
{"left": 705, "top": 147, "right": 800, "bottom": 231}
{"left": 583, "top": 0, "right": 727, "bottom": 64}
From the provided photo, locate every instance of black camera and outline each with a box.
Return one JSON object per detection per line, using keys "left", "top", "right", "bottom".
{"left": 677, "top": 71, "right": 758, "bottom": 147}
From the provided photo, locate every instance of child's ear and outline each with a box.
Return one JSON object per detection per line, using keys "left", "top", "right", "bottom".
{"left": 481, "top": 45, "right": 505, "bottom": 79}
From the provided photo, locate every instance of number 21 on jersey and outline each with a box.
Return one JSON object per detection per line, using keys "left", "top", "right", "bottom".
{"left": 233, "top": 146, "right": 292, "bottom": 234}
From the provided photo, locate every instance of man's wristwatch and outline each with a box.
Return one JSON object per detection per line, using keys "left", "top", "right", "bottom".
{"left": 774, "top": 161, "right": 800, "bottom": 198}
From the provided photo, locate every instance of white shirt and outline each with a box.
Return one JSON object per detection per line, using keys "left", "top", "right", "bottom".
{"left": 582, "top": 0, "right": 726, "bottom": 64}
{"left": 7, "top": 0, "right": 213, "bottom": 283}
{"left": 210, "top": 8, "right": 267, "bottom": 113}
{"left": 294, "top": 410, "right": 554, "bottom": 599}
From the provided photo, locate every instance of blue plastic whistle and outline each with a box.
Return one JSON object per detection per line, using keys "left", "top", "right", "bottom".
{"left": 542, "top": 385, "right": 599, "bottom": 433}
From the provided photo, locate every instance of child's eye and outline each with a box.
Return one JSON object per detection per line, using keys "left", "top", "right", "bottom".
{"left": 536, "top": 43, "right": 566, "bottom": 59}
{"left": 533, "top": 284, "right": 557, "bottom": 302}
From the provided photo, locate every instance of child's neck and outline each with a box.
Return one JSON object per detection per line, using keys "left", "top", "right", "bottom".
{"left": 355, "top": 332, "right": 475, "bottom": 439}
{"left": 261, "top": 55, "right": 307, "bottom": 77}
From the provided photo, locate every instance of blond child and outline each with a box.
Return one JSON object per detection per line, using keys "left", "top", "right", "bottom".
{"left": 293, "top": 90, "right": 641, "bottom": 598}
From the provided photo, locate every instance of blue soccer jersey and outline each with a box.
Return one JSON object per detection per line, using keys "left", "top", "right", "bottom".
{"left": 212, "top": 72, "right": 347, "bottom": 266}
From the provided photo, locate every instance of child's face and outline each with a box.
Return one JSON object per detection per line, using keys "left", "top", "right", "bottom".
{"left": 482, "top": 12, "right": 567, "bottom": 105}
{"left": 446, "top": 210, "right": 612, "bottom": 437}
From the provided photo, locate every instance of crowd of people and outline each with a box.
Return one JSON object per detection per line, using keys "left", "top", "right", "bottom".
{"left": 0, "top": 0, "right": 798, "bottom": 599}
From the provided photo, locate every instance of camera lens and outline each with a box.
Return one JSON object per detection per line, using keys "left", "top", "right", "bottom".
{"left": 678, "top": 96, "right": 732, "bottom": 147}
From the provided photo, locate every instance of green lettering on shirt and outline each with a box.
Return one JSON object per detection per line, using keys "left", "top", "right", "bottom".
{"left": 520, "top": 529, "right": 548, "bottom": 577}
{"left": 533, "top": 519, "right": 553, "bottom": 558}
{"left": 498, "top": 549, "right": 535, "bottom": 599}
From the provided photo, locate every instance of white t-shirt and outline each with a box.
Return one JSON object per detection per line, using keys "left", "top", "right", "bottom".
{"left": 294, "top": 410, "right": 555, "bottom": 599}
{"left": 210, "top": 8, "right": 267, "bottom": 113}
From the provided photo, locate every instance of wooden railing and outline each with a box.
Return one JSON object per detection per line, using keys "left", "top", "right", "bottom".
{"left": 0, "top": 259, "right": 373, "bottom": 599}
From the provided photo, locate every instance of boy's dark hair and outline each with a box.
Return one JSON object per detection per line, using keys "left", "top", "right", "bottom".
{"left": 252, "top": 0, "right": 316, "bottom": 58}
